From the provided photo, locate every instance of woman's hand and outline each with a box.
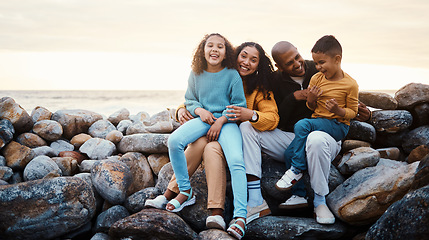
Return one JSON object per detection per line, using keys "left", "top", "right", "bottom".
{"left": 226, "top": 105, "right": 253, "bottom": 121}
{"left": 207, "top": 116, "right": 227, "bottom": 141}
{"left": 195, "top": 108, "right": 216, "bottom": 125}
{"left": 177, "top": 107, "right": 194, "bottom": 125}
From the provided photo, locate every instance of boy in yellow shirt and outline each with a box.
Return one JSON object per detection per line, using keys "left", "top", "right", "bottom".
{"left": 276, "top": 36, "right": 358, "bottom": 215}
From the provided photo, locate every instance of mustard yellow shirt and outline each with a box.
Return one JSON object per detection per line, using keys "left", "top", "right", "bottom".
{"left": 306, "top": 71, "right": 359, "bottom": 125}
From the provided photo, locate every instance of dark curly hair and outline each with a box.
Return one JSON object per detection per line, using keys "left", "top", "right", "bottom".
{"left": 235, "top": 42, "right": 274, "bottom": 100}
{"left": 191, "top": 33, "right": 235, "bottom": 75}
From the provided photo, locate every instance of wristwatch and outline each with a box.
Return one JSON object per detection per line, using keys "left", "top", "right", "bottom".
{"left": 250, "top": 110, "right": 258, "bottom": 122}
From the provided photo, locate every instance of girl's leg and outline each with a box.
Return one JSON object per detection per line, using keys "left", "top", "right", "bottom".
{"left": 217, "top": 123, "right": 247, "bottom": 219}
{"left": 168, "top": 118, "right": 210, "bottom": 192}
{"left": 167, "top": 137, "right": 210, "bottom": 195}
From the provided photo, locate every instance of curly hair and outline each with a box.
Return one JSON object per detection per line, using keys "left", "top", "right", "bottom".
{"left": 235, "top": 42, "right": 274, "bottom": 100}
{"left": 191, "top": 33, "right": 235, "bottom": 75}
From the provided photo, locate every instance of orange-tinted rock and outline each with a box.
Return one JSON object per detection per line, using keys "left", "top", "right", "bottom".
{"left": 31, "top": 106, "right": 52, "bottom": 122}
{"left": 147, "top": 153, "right": 170, "bottom": 176}
{"left": 119, "top": 152, "right": 154, "bottom": 195}
{"left": 52, "top": 156, "right": 78, "bottom": 176}
{"left": 33, "top": 120, "right": 63, "bottom": 141}
{"left": 106, "top": 130, "right": 123, "bottom": 144}
{"left": 59, "top": 151, "right": 87, "bottom": 164}
{"left": 2, "top": 141, "right": 33, "bottom": 170}
{"left": 107, "top": 108, "right": 130, "bottom": 126}
{"left": 16, "top": 132, "right": 47, "bottom": 148}
{"left": 70, "top": 133, "right": 92, "bottom": 148}
{"left": 0, "top": 97, "right": 33, "bottom": 133}
{"left": 408, "top": 145, "right": 429, "bottom": 163}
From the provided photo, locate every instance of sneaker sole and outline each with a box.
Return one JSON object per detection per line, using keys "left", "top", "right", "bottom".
{"left": 275, "top": 183, "right": 293, "bottom": 191}
{"left": 278, "top": 202, "right": 308, "bottom": 209}
{"left": 247, "top": 208, "right": 271, "bottom": 223}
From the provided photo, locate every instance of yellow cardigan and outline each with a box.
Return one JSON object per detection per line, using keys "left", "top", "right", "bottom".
{"left": 175, "top": 84, "right": 279, "bottom": 132}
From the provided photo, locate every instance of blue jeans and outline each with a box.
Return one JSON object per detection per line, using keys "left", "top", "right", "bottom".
{"left": 285, "top": 118, "right": 349, "bottom": 172}
{"left": 168, "top": 118, "right": 247, "bottom": 218}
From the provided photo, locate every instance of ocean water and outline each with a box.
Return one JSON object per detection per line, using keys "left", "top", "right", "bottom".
{"left": 0, "top": 90, "right": 186, "bottom": 117}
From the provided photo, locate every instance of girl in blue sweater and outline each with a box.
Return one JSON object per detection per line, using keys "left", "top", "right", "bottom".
{"left": 167, "top": 33, "right": 247, "bottom": 238}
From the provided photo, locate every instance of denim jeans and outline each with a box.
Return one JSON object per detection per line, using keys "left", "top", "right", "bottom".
{"left": 285, "top": 118, "right": 349, "bottom": 172}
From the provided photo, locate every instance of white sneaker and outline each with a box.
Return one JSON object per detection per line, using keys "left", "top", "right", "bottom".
{"left": 279, "top": 195, "right": 308, "bottom": 209}
{"left": 275, "top": 169, "right": 303, "bottom": 191}
{"left": 314, "top": 204, "right": 335, "bottom": 224}
{"left": 144, "top": 195, "right": 168, "bottom": 209}
{"left": 246, "top": 199, "right": 271, "bottom": 223}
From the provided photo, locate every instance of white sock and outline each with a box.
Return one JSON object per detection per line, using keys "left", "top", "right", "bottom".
{"left": 313, "top": 193, "right": 326, "bottom": 208}
{"left": 247, "top": 180, "right": 263, "bottom": 207}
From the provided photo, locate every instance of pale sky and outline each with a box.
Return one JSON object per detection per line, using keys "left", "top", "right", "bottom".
{"left": 0, "top": 0, "right": 428, "bottom": 91}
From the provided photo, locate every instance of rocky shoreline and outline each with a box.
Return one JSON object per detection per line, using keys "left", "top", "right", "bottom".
{"left": 0, "top": 82, "right": 428, "bottom": 240}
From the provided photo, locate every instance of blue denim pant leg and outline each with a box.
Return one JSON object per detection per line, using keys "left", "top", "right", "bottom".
{"left": 168, "top": 118, "right": 210, "bottom": 192}
{"left": 288, "top": 118, "right": 349, "bottom": 172}
{"left": 217, "top": 122, "right": 247, "bottom": 219}
{"left": 284, "top": 144, "right": 306, "bottom": 197}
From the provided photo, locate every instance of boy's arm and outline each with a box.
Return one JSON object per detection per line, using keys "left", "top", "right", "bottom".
{"left": 343, "top": 82, "right": 359, "bottom": 119}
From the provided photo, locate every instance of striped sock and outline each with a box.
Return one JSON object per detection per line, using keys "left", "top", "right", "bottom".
{"left": 247, "top": 180, "right": 263, "bottom": 207}
{"left": 313, "top": 193, "right": 326, "bottom": 208}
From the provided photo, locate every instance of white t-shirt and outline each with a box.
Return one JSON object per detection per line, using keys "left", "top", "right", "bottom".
{"left": 291, "top": 76, "right": 304, "bottom": 89}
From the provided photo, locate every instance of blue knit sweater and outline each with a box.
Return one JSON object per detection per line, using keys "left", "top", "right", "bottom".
{"left": 185, "top": 68, "right": 247, "bottom": 120}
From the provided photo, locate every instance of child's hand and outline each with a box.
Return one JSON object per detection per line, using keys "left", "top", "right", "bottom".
{"left": 307, "top": 85, "right": 322, "bottom": 103}
{"left": 177, "top": 108, "right": 194, "bottom": 125}
{"left": 195, "top": 108, "right": 216, "bottom": 125}
{"left": 326, "top": 98, "right": 345, "bottom": 117}
{"left": 226, "top": 105, "right": 252, "bottom": 121}
{"left": 207, "top": 116, "right": 227, "bottom": 141}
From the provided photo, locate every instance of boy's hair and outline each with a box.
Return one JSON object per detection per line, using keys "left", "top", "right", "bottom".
{"left": 234, "top": 42, "right": 274, "bottom": 100}
{"left": 311, "top": 35, "right": 342, "bottom": 57}
{"left": 192, "top": 33, "right": 235, "bottom": 75}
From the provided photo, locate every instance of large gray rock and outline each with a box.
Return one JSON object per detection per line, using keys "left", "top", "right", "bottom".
{"left": 0, "top": 177, "right": 96, "bottom": 240}
{"left": 32, "top": 119, "right": 63, "bottom": 141}
{"left": 91, "top": 159, "right": 132, "bottom": 205}
{"left": 346, "top": 120, "right": 376, "bottom": 143}
{"left": 0, "top": 97, "right": 33, "bottom": 133}
{"left": 116, "top": 119, "right": 132, "bottom": 134}
{"left": 327, "top": 161, "right": 419, "bottom": 225}
{"left": 109, "top": 208, "right": 198, "bottom": 240}
{"left": 0, "top": 166, "right": 13, "bottom": 181}
{"left": 359, "top": 91, "right": 398, "bottom": 110}
{"left": 118, "top": 133, "right": 169, "bottom": 153}
{"left": 119, "top": 152, "right": 154, "bottom": 195}
{"left": 51, "top": 109, "right": 103, "bottom": 139}
{"left": 0, "top": 119, "right": 14, "bottom": 149}
{"left": 246, "top": 216, "right": 347, "bottom": 240}
{"left": 88, "top": 119, "right": 116, "bottom": 139}
{"left": 370, "top": 110, "right": 413, "bottom": 133}
{"left": 366, "top": 185, "right": 429, "bottom": 240}
{"left": 31, "top": 146, "right": 58, "bottom": 158}
{"left": 23, "top": 155, "right": 62, "bottom": 181}
{"left": 337, "top": 147, "right": 380, "bottom": 175}
{"left": 395, "top": 82, "right": 429, "bottom": 109}
{"left": 80, "top": 138, "right": 116, "bottom": 160}
{"left": 402, "top": 125, "right": 429, "bottom": 154}
{"left": 50, "top": 139, "right": 74, "bottom": 154}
